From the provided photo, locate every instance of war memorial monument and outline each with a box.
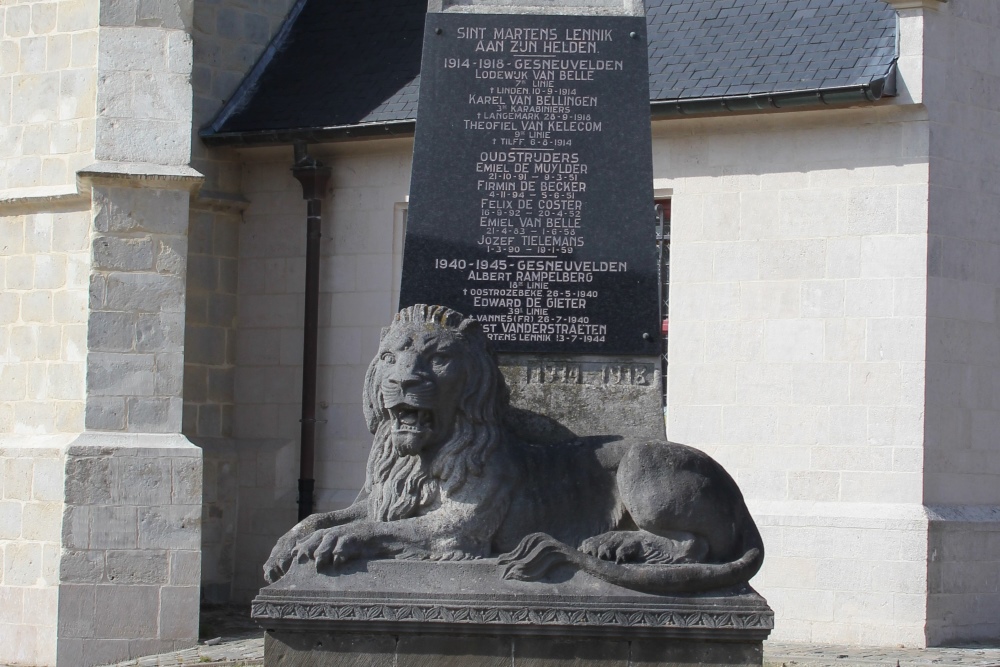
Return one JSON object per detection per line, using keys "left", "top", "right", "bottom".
{"left": 251, "top": 1, "right": 774, "bottom": 664}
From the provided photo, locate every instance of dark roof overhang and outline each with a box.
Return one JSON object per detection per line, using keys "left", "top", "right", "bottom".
{"left": 651, "top": 62, "right": 896, "bottom": 119}
{"left": 203, "top": 70, "right": 895, "bottom": 148}
{"left": 200, "top": 0, "right": 899, "bottom": 148}
{"left": 201, "top": 119, "right": 416, "bottom": 148}
{"left": 203, "top": 64, "right": 895, "bottom": 148}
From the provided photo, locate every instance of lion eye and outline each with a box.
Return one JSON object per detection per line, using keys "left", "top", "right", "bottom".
{"left": 430, "top": 352, "right": 450, "bottom": 365}
{"left": 380, "top": 352, "right": 396, "bottom": 364}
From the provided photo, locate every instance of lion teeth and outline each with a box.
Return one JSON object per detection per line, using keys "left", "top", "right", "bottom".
{"left": 392, "top": 407, "right": 433, "bottom": 431}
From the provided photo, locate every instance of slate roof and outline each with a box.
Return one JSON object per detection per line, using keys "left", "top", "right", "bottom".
{"left": 647, "top": 0, "right": 897, "bottom": 100}
{"left": 202, "top": 0, "right": 897, "bottom": 144}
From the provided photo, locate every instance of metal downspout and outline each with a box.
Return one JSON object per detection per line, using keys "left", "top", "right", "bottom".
{"left": 291, "top": 142, "right": 331, "bottom": 522}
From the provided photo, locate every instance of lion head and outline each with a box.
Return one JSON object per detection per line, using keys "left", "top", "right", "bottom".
{"left": 361, "top": 304, "right": 509, "bottom": 522}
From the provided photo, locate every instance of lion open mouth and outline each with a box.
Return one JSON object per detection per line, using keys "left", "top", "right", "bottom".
{"left": 389, "top": 404, "right": 435, "bottom": 434}
{"left": 386, "top": 402, "right": 436, "bottom": 456}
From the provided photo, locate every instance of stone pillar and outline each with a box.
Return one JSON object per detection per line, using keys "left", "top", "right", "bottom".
{"left": 55, "top": 166, "right": 204, "bottom": 667}
{"left": 2, "top": 0, "right": 208, "bottom": 663}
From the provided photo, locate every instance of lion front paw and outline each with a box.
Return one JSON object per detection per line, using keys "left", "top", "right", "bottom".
{"left": 294, "top": 526, "right": 370, "bottom": 570}
{"left": 263, "top": 536, "right": 300, "bottom": 583}
{"left": 498, "top": 533, "right": 573, "bottom": 581}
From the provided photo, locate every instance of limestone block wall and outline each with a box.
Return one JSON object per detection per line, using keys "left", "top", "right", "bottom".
{"left": 185, "top": 0, "right": 296, "bottom": 602}
{"left": 0, "top": 0, "right": 98, "bottom": 195}
{"left": 184, "top": 204, "right": 241, "bottom": 604}
{"left": 0, "top": 441, "right": 65, "bottom": 666}
{"left": 57, "top": 434, "right": 201, "bottom": 666}
{"left": 2, "top": 0, "right": 211, "bottom": 662}
{"left": 188, "top": 0, "right": 296, "bottom": 191}
{"left": 85, "top": 184, "right": 189, "bottom": 433}
{"left": 94, "top": 0, "right": 192, "bottom": 166}
{"left": 0, "top": 208, "right": 90, "bottom": 435}
{"left": 654, "top": 104, "right": 931, "bottom": 645}
{"left": 231, "top": 139, "right": 412, "bottom": 601}
{"left": 182, "top": 206, "right": 239, "bottom": 441}
{"left": 919, "top": 0, "right": 1000, "bottom": 644}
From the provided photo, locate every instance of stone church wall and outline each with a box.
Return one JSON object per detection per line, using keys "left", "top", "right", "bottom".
{"left": 1, "top": 0, "right": 211, "bottom": 663}
{"left": 920, "top": 0, "right": 1000, "bottom": 645}
{"left": 0, "top": 2, "right": 97, "bottom": 662}
{"left": 0, "top": 0, "right": 98, "bottom": 195}
{"left": 184, "top": 0, "right": 297, "bottom": 604}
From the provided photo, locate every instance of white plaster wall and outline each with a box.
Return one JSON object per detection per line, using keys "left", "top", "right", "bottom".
{"left": 919, "top": 0, "right": 1000, "bottom": 645}
{"left": 231, "top": 139, "right": 412, "bottom": 601}
{"left": 654, "top": 104, "right": 931, "bottom": 645}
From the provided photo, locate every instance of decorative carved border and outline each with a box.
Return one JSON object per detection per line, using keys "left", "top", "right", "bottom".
{"left": 252, "top": 599, "right": 774, "bottom": 631}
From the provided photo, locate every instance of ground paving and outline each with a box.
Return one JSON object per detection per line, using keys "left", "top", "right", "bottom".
{"left": 100, "top": 635, "right": 1000, "bottom": 667}
{"left": 93, "top": 607, "right": 1000, "bottom": 667}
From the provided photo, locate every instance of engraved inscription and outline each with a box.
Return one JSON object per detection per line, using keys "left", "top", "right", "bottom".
{"left": 521, "top": 361, "right": 654, "bottom": 386}
{"left": 401, "top": 14, "right": 657, "bottom": 354}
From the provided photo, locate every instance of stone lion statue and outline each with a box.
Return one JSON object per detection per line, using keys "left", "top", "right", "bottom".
{"left": 264, "top": 304, "right": 764, "bottom": 594}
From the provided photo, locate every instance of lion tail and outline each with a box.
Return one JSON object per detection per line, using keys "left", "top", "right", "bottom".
{"left": 500, "top": 525, "right": 765, "bottom": 595}
{"left": 571, "top": 544, "right": 763, "bottom": 595}
{"left": 580, "top": 522, "right": 765, "bottom": 594}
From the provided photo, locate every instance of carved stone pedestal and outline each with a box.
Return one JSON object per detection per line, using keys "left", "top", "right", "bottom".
{"left": 253, "top": 560, "right": 773, "bottom": 666}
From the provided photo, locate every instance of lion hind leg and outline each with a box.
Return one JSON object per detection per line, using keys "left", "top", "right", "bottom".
{"left": 498, "top": 531, "right": 762, "bottom": 594}
{"left": 580, "top": 530, "right": 709, "bottom": 565}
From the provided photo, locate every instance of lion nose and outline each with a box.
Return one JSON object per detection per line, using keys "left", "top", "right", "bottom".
{"left": 397, "top": 375, "right": 424, "bottom": 391}
{"left": 389, "top": 354, "right": 430, "bottom": 390}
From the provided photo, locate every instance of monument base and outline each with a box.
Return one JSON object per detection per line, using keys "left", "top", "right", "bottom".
{"left": 264, "top": 628, "right": 762, "bottom": 666}
{"left": 253, "top": 559, "right": 772, "bottom": 666}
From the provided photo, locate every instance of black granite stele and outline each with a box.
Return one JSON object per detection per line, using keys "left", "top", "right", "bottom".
{"left": 255, "top": 560, "right": 773, "bottom": 666}
{"left": 399, "top": 12, "right": 658, "bottom": 355}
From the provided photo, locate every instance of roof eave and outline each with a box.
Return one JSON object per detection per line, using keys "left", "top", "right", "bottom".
{"left": 202, "top": 64, "right": 897, "bottom": 148}
{"left": 651, "top": 65, "right": 897, "bottom": 119}
{"left": 200, "top": 119, "right": 418, "bottom": 148}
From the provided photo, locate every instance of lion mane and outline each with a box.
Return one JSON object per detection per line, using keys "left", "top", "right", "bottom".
{"left": 361, "top": 304, "right": 509, "bottom": 523}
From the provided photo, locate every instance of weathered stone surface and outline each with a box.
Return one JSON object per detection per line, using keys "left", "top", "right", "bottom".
{"left": 257, "top": 560, "right": 770, "bottom": 664}
{"left": 629, "top": 639, "right": 762, "bottom": 666}
{"left": 255, "top": 559, "right": 773, "bottom": 640}
{"left": 500, "top": 354, "right": 663, "bottom": 443}
{"left": 92, "top": 235, "right": 154, "bottom": 271}
{"left": 158, "top": 586, "right": 200, "bottom": 640}
{"left": 60, "top": 550, "right": 106, "bottom": 584}
{"left": 515, "top": 637, "right": 628, "bottom": 667}
{"left": 265, "top": 306, "right": 763, "bottom": 598}
{"left": 265, "top": 632, "right": 395, "bottom": 667}
{"left": 398, "top": 635, "right": 510, "bottom": 667}
{"left": 264, "top": 631, "right": 765, "bottom": 667}
{"left": 105, "top": 549, "right": 169, "bottom": 585}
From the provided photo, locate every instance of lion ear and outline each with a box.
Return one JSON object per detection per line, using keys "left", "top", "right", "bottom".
{"left": 379, "top": 326, "right": 390, "bottom": 341}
